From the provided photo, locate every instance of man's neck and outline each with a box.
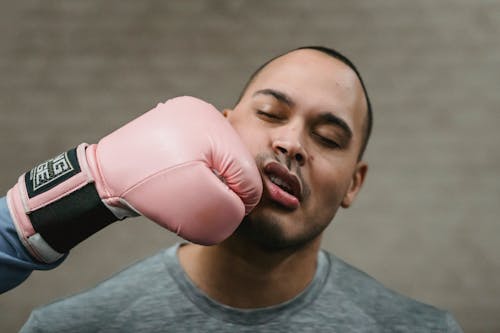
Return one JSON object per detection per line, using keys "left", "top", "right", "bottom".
{"left": 178, "top": 235, "right": 321, "bottom": 308}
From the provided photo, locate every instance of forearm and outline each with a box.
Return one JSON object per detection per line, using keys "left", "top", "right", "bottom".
{"left": 0, "top": 196, "right": 66, "bottom": 293}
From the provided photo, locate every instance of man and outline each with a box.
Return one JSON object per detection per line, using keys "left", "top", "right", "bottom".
{"left": 19, "top": 46, "right": 463, "bottom": 332}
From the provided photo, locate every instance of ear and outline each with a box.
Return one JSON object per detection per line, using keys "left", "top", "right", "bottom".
{"left": 341, "top": 161, "right": 368, "bottom": 208}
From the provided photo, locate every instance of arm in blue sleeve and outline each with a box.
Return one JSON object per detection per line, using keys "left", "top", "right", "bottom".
{"left": 0, "top": 196, "right": 66, "bottom": 293}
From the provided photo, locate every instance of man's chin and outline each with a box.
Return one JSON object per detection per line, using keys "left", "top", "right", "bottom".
{"left": 233, "top": 213, "right": 323, "bottom": 252}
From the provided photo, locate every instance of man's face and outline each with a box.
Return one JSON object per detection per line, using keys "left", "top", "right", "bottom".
{"left": 225, "top": 49, "right": 368, "bottom": 250}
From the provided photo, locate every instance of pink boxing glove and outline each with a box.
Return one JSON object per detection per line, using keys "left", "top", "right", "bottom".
{"left": 7, "top": 96, "right": 262, "bottom": 262}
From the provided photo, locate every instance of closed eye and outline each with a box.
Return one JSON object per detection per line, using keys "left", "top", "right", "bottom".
{"left": 313, "top": 132, "right": 340, "bottom": 149}
{"left": 256, "top": 110, "right": 282, "bottom": 121}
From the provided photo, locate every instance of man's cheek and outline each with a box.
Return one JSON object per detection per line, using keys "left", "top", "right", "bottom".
{"left": 238, "top": 130, "right": 261, "bottom": 154}
{"left": 317, "top": 183, "right": 344, "bottom": 206}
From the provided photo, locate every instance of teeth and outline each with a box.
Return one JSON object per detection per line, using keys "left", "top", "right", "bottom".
{"left": 269, "top": 175, "right": 293, "bottom": 194}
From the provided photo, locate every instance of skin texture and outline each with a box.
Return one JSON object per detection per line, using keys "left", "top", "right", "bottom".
{"left": 179, "top": 49, "right": 368, "bottom": 308}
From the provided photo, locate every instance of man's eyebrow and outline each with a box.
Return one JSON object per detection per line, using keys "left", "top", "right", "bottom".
{"left": 253, "top": 89, "right": 295, "bottom": 107}
{"left": 318, "top": 112, "right": 353, "bottom": 140}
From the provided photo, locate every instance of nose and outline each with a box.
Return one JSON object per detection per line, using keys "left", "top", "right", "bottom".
{"left": 271, "top": 126, "right": 307, "bottom": 167}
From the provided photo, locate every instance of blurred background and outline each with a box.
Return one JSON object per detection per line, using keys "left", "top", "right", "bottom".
{"left": 0, "top": 1, "right": 498, "bottom": 332}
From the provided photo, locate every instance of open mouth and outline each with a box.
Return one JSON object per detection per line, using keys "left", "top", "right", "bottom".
{"left": 263, "top": 162, "right": 302, "bottom": 209}
{"left": 269, "top": 174, "right": 294, "bottom": 195}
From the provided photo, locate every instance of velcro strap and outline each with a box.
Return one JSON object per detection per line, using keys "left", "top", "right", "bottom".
{"left": 30, "top": 183, "right": 117, "bottom": 253}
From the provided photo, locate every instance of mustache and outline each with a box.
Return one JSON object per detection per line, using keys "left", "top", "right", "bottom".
{"left": 276, "top": 152, "right": 294, "bottom": 171}
{"left": 255, "top": 153, "right": 311, "bottom": 200}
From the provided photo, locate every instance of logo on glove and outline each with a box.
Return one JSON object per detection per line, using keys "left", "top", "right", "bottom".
{"left": 25, "top": 148, "right": 81, "bottom": 198}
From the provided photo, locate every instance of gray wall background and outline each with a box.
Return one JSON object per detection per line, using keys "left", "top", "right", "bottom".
{"left": 0, "top": 1, "right": 498, "bottom": 332}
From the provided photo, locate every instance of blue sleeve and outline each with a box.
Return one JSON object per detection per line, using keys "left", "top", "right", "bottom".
{"left": 0, "top": 196, "right": 66, "bottom": 293}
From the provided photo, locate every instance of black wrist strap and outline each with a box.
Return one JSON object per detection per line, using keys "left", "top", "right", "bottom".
{"left": 29, "top": 183, "right": 118, "bottom": 253}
